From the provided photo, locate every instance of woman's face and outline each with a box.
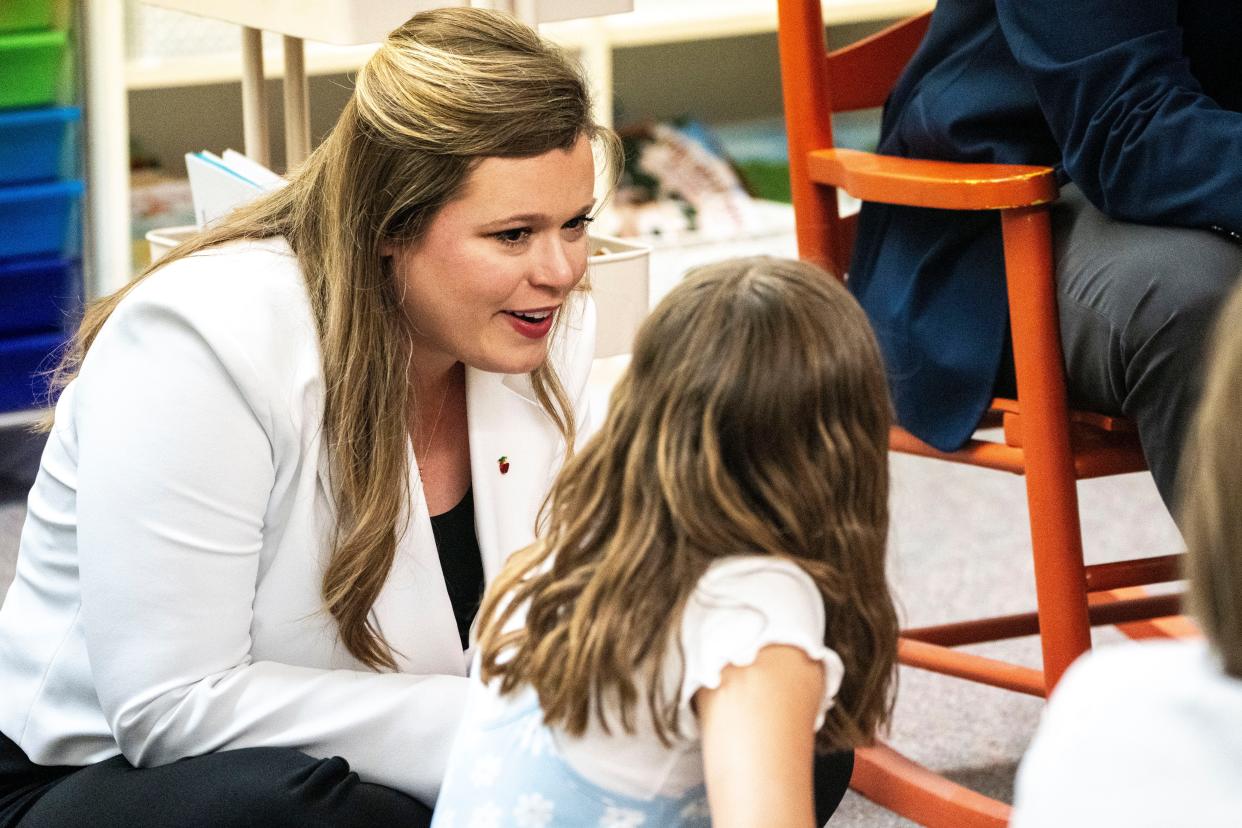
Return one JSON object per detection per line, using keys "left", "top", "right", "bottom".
{"left": 390, "top": 134, "right": 597, "bottom": 377}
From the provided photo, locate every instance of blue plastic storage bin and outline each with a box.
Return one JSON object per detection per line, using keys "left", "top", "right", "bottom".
{"left": 0, "top": 106, "right": 79, "bottom": 185}
{"left": 0, "top": 330, "right": 64, "bottom": 413}
{"left": 0, "top": 256, "right": 80, "bottom": 336}
{"left": 0, "top": 178, "right": 82, "bottom": 261}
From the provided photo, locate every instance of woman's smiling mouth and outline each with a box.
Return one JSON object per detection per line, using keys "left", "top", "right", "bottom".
{"left": 502, "top": 306, "right": 557, "bottom": 338}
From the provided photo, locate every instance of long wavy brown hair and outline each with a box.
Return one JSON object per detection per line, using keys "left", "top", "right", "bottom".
{"left": 44, "top": 8, "right": 619, "bottom": 671}
{"left": 1179, "top": 278, "right": 1242, "bottom": 679}
{"left": 477, "top": 256, "right": 899, "bottom": 750}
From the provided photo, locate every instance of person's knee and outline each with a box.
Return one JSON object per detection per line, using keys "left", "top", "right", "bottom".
{"left": 248, "top": 751, "right": 432, "bottom": 827}
{"left": 20, "top": 748, "right": 344, "bottom": 828}
{"left": 1056, "top": 191, "right": 1242, "bottom": 358}
{"left": 1137, "top": 233, "right": 1242, "bottom": 320}
{"left": 225, "top": 750, "right": 362, "bottom": 825}
{"left": 107, "top": 748, "right": 427, "bottom": 828}
{"left": 1116, "top": 232, "right": 1242, "bottom": 358}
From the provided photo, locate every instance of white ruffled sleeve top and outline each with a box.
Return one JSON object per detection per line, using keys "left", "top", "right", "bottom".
{"left": 561, "top": 555, "right": 843, "bottom": 798}
{"left": 433, "top": 554, "right": 843, "bottom": 827}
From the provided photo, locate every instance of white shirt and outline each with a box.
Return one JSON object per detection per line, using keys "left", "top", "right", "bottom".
{"left": 443, "top": 556, "right": 843, "bottom": 805}
{"left": 1012, "top": 638, "right": 1242, "bottom": 827}
{"left": 0, "top": 237, "right": 597, "bottom": 804}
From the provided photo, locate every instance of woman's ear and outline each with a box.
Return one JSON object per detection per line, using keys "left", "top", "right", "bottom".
{"left": 379, "top": 241, "right": 399, "bottom": 258}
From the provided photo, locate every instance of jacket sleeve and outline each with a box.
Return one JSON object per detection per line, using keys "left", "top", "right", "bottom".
{"left": 72, "top": 274, "right": 466, "bottom": 805}
{"left": 996, "top": 0, "right": 1242, "bottom": 233}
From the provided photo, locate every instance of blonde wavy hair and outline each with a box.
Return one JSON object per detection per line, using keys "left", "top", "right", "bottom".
{"left": 46, "top": 8, "right": 620, "bottom": 671}
{"left": 477, "top": 256, "right": 899, "bottom": 750}
{"left": 1179, "top": 277, "right": 1242, "bottom": 679}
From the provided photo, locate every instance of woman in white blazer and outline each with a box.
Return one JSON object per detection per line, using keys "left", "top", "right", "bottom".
{"left": 0, "top": 9, "right": 617, "bottom": 826}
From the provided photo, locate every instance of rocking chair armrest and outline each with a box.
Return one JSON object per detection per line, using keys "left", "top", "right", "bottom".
{"left": 807, "top": 147, "right": 1058, "bottom": 211}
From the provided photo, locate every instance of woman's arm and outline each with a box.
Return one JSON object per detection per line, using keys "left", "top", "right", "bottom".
{"left": 72, "top": 256, "right": 465, "bottom": 803}
{"left": 996, "top": 0, "right": 1242, "bottom": 232}
{"left": 695, "top": 644, "right": 826, "bottom": 828}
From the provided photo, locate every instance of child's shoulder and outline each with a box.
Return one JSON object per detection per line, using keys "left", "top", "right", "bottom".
{"left": 673, "top": 555, "right": 844, "bottom": 734}
{"left": 680, "top": 556, "right": 838, "bottom": 678}
{"left": 688, "top": 555, "right": 822, "bottom": 613}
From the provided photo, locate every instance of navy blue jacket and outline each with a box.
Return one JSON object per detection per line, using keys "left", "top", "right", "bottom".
{"left": 849, "top": 0, "right": 1242, "bottom": 450}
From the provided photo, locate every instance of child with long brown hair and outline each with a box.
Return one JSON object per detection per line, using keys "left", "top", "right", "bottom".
{"left": 432, "top": 257, "right": 898, "bottom": 827}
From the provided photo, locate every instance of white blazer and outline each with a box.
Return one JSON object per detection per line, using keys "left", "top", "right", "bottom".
{"left": 0, "top": 238, "right": 597, "bottom": 804}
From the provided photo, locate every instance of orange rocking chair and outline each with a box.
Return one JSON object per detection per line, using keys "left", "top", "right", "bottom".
{"left": 775, "top": 2, "right": 1190, "bottom": 825}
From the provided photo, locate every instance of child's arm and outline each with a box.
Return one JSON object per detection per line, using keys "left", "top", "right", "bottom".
{"left": 695, "top": 644, "right": 826, "bottom": 828}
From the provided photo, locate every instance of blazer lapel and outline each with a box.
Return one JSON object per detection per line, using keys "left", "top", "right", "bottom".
{"left": 468, "top": 292, "right": 596, "bottom": 582}
{"left": 310, "top": 376, "right": 562, "bottom": 673}
{"left": 312, "top": 292, "right": 593, "bottom": 669}
{"left": 466, "top": 368, "right": 567, "bottom": 583}
{"left": 317, "top": 438, "right": 464, "bottom": 674}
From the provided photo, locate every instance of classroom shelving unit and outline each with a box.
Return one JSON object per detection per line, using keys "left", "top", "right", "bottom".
{"left": 122, "top": 0, "right": 932, "bottom": 89}
{"left": 0, "top": 0, "right": 83, "bottom": 425}
{"left": 82, "top": 0, "right": 633, "bottom": 298}
{"left": 136, "top": 0, "right": 630, "bottom": 169}
{"left": 82, "top": 0, "right": 930, "bottom": 299}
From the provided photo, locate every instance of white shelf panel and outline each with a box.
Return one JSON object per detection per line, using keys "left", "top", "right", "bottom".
{"left": 141, "top": 0, "right": 458, "bottom": 44}
{"left": 140, "top": 0, "right": 631, "bottom": 44}
{"left": 543, "top": 0, "right": 932, "bottom": 48}
{"left": 125, "top": 0, "right": 932, "bottom": 90}
{"left": 126, "top": 41, "right": 379, "bottom": 89}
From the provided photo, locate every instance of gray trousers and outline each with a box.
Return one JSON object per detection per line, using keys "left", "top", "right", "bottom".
{"left": 1051, "top": 184, "right": 1242, "bottom": 510}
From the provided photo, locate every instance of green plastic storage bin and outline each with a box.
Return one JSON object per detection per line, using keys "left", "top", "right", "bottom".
{"left": 0, "top": 30, "right": 66, "bottom": 109}
{"left": 0, "top": 0, "right": 57, "bottom": 33}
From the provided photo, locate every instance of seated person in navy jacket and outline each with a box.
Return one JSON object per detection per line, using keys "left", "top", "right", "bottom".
{"left": 850, "top": 0, "right": 1242, "bottom": 506}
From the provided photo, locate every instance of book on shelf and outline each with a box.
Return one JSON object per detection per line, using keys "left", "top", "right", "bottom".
{"left": 184, "top": 149, "right": 285, "bottom": 228}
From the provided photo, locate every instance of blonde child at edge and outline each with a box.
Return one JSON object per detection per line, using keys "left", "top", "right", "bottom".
{"left": 1011, "top": 278, "right": 1242, "bottom": 826}
{"left": 432, "top": 257, "right": 899, "bottom": 827}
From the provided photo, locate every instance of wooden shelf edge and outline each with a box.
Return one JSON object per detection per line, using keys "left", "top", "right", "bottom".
{"left": 125, "top": 43, "right": 380, "bottom": 90}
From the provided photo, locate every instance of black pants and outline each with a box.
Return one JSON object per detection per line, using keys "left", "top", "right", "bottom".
{"left": 0, "top": 730, "right": 432, "bottom": 827}
{"left": 1, "top": 731, "right": 853, "bottom": 826}
{"left": 1050, "top": 184, "right": 1242, "bottom": 509}
{"left": 814, "top": 749, "right": 855, "bottom": 824}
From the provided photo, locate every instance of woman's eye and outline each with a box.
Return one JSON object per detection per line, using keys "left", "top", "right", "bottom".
{"left": 564, "top": 214, "right": 595, "bottom": 233}
{"left": 495, "top": 228, "right": 530, "bottom": 246}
